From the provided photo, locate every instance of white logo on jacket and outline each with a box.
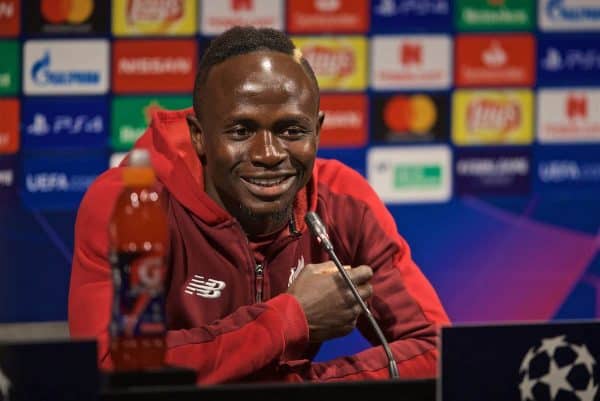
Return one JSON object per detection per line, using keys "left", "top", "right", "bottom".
{"left": 184, "top": 275, "right": 226, "bottom": 299}
{"left": 288, "top": 256, "right": 305, "bottom": 287}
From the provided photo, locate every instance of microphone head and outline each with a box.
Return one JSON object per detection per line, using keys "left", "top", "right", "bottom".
{"left": 305, "top": 212, "right": 332, "bottom": 250}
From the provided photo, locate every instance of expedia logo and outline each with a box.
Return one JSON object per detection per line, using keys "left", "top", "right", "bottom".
{"left": 457, "top": 157, "right": 529, "bottom": 176}
{"left": 31, "top": 52, "right": 99, "bottom": 86}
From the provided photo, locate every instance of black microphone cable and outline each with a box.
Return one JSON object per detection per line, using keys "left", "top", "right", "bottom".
{"left": 305, "top": 211, "right": 400, "bottom": 380}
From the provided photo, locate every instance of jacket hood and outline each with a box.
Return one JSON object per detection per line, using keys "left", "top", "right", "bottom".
{"left": 126, "top": 107, "right": 318, "bottom": 231}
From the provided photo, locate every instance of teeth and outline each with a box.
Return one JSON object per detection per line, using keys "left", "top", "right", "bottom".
{"left": 245, "top": 177, "right": 288, "bottom": 187}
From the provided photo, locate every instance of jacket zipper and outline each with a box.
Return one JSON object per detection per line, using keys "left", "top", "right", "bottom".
{"left": 255, "top": 263, "right": 264, "bottom": 303}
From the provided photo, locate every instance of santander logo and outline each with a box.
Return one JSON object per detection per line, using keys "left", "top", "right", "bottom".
{"left": 302, "top": 45, "right": 354, "bottom": 77}
{"left": 481, "top": 41, "right": 507, "bottom": 68}
{"left": 314, "top": 0, "right": 340, "bottom": 12}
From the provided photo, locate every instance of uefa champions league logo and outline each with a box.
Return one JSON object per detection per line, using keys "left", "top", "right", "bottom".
{"left": 519, "top": 335, "right": 597, "bottom": 401}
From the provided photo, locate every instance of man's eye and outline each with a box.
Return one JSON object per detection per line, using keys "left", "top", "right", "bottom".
{"left": 282, "top": 127, "right": 308, "bottom": 138}
{"left": 228, "top": 127, "right": 251, "bottom": 138}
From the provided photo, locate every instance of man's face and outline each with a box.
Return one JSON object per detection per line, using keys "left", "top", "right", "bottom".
{"left": 188, "top": 51, "right": 323, "bottom": 227}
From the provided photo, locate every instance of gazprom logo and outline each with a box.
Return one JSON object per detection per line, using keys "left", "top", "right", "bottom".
{"left": 31, "top": 51, "right": 99, "bottom": 86}
{"left": 546, "top": 0, "right": 600, "bottom": 22}
{"left": 540, "top": 0, "right": 600, "bottom": 31}
{"left": 24, "top": 40, "right": 109, "bottom": 95}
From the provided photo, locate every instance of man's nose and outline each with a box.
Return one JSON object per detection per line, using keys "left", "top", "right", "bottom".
{"left": 250, "top": 130, "right": 286, "bottom": 166}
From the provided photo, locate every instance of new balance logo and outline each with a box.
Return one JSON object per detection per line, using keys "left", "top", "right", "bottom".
{"left": 184, "top": 275, "right": 226, "bottom": 299}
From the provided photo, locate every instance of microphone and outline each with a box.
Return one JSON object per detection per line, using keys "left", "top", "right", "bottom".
{"left": 304, "top": 211, "right": 400, "bottom": 380}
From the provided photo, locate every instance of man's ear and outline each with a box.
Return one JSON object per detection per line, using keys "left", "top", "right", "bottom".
{"left": 316, "top": 111, "right": 325, "bottom": 145}
{"left": 187, "top": 113, "right": 205, "bottom": 159}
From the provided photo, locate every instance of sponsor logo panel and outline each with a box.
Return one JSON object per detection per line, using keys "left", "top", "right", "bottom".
{"left": 0, "top": 40, "right": 19, "bottom": 95}
{"left": 455, "top": 34, "right": 535, "bottom": 87}
{"left": 371, "top": 92, "right": 449, "bottom": 143}
{"left": 287, "top": 0, "right": 368, "bottom": 33}
{"left": 452, "top": 89, "right": 534, "bottom": 146}
{"left": 535, "top": 146, "right": 600, "bottom": 196}
{"left": 455, "top": 148, "right": 531, "bottom": 195}
{"left": 111, "top": 96, "right": 191, "bottom": 151}
{"left": 112, "top": 0, "right": 196, "bottom": 36}
{"left": 371, "top": 0, "right": 451, "bottom": 33}
{"left": 113, "top": 39, "right": 197, "bottom": 93}
{"left": 0, "top": 0, "right": 20, "bottom": 37}
{"left": 0, "top": 99, "right": 19, "bottom": 154}
{"left": 200, "top": 0, "right": 283, "bottom": 35}
{"left": 367, "top": 145, "right": 452, "bottom": 203}
{"left": 292, "top": 36, "right": 367, "bottom": 90}
{"left": 0, "top": 155, "right": 17, "bottom": 204}
{"left": 537, "top": 89, "right": 600, "bottom": 143}
{"left": 24, "top": 0, "right": 109, "bottom": 35}
{"left": 22, "top": 97, "right": 108, "bottom": 149}
{"left": 21, "top": 151, "right": 108, "bottom": 211}
{"left": 538, "top": 36, "right": 600, "bottom": 85}
{"left": 539, "top": 0, "right": 600, "bottom": 32}
{"left": 23, "top": 39, "right": 109, "bottom": 95}
{"left": 319, "top": 94, "right": 367, "bottom": 147}
{"left": 371, "top": 35, "right": 451, "bottom": 90}
{"left": 456, "top": 0, "right": 534, "bottom": 31}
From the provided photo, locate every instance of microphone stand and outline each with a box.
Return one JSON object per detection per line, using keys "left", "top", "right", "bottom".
{"left": 305, "top": 212, "right": 400, "bottom": 379}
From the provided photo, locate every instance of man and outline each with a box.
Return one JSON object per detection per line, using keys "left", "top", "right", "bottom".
{"left": 68, "top": 26, "right": 449, "bottom": 384}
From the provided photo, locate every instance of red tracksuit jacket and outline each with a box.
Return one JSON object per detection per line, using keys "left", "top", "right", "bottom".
{"left": 68, "top": 108, "right": 450, "bottom": 384}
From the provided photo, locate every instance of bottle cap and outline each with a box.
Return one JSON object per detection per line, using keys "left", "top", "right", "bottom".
{"left": 123, "top": 149, "right": 155, "bottom": 186}
{"left": 128, "top": 148, "right": 151, "bottom": 168}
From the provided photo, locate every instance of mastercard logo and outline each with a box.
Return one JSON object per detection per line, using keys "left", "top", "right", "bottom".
{"left": 383, "top": 95, "right": 437, "bottom": 135}
{"left": 41, "top": 0, "right": 94, "bottom": 24}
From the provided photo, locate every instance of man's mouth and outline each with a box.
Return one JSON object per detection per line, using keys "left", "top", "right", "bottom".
{"left": 240, "top": 174, "right": 296, "bottom": 198}
{"left": 243, "top": 176, "right": 289, "bottom": 187}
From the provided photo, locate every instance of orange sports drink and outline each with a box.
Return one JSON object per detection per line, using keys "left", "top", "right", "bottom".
{"left": 109, "top": 148, "right": 168, "bottom": 371}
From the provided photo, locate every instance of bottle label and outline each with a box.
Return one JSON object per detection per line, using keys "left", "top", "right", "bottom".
{"left": 110, "top": 250, "right": 167, "bottom": 338}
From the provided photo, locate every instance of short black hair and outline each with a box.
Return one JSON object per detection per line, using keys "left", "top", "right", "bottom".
{"left": 193, "top": 26, "right": 319, "bottom": 117}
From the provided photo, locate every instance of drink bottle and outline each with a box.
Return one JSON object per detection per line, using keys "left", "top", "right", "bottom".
{"left": 109, "top": 148, "right": 168, "bottom": 370}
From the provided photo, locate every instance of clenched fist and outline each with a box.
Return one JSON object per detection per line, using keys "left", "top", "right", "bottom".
{"left": 287, "top": 262, "right": 373, "bottom": 343}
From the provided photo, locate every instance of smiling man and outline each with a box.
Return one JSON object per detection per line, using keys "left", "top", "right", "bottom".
{"left": 68, "top": 26, "right": 449, "bottom": 384}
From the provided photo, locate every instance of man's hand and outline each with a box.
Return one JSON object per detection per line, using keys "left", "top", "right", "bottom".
{"left": 287, "top": 262, "right": 373, "bottom": 343}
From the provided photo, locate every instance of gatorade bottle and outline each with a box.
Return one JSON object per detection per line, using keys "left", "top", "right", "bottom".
{"left": 109, "top": 148, "right": 168, "bottom": 371}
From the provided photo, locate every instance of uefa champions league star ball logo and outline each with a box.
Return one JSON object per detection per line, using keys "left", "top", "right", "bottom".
{"left": 519, "top": 335, "right": 597, "bottom": 401}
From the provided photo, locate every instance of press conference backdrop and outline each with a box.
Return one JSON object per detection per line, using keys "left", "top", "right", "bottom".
{"left": 1, "top": 0, "right": 600, "bottom": 362}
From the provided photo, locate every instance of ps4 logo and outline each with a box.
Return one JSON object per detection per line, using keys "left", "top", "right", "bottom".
{"left": 375, "top": 0, "right": 448, "bottom": 17}
{"left": 31, "top": 51, "right": 100, "bottom": 86}
{"left": 541, "top": 47, "right": 600, "bottom": 72}
{"left": 545, "top": 0, "right": 600, "bottom": 22}
{"left": 26, "top": 113, "right": 104, "bottom": 136}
